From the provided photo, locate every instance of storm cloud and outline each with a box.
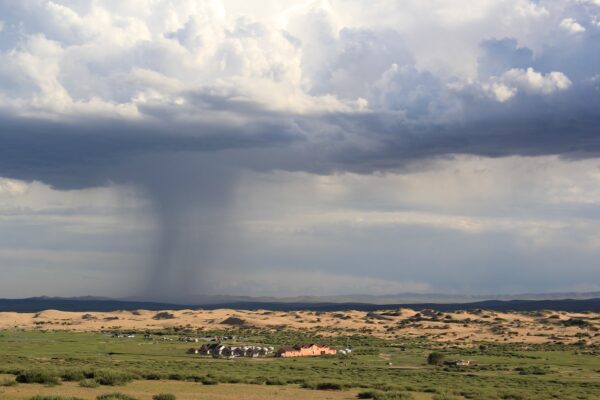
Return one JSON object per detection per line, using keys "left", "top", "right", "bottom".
{"left": 1, "top": 0, "right": 600, "bottom": 186}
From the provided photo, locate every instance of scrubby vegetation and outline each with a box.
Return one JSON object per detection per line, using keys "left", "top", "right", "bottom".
{"left": 358, "top": 391, "right": 415, "bottom": 399}
{"left": 427, "top": 352, "right": 445, "bottom": 365}
{"left": 312, "top": 381, "right": 344, "bottom": 390}
{"left": 92, "top": 370, "right": 136, "bottom": 386}
{"left": 96, "top": 393, "right": 137, "bottom": 400}
{"left": 0, "top": 328, "right": 597, "bottom": 400}
{"left": 152, "top": 312, "right": 175, "bottom": 320}
{"left": 220, "top": 317, "right": 246, "bottom": 326}
{"left": 16, "top": 370, "right": 61, "bottom": 386}
{"left": 79, "top": 378, "right": 100, "bottom": 388}
{"left": 265, "top": 377, "right": 287, "bottom": 385}
{"left": 152, "top": 394, "right": 176, "bottom": 400}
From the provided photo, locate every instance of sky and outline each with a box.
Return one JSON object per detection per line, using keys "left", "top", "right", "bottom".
{"left": 1, "top": 0, "right": 600, "bottom": 299}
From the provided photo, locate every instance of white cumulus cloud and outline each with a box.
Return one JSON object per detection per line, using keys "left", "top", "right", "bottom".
{"left": 560, "top": 17, "right": 586, "bottom": 33}
{"left": 486, "top": 67, "right": 571, "bottom": 101}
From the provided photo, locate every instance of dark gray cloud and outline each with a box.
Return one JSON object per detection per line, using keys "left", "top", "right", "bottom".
{"left": 0, "top": 1, "right": 598, "bottom": 190}
{"left": 1, "top": 76, "right": 599, "bottom": 189}
{"left": 0, "top": 108, "right": 302, "bottom": 189}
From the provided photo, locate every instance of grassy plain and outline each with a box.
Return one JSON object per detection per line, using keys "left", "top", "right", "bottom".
{"left": 0, "top": 308, "right": 597, "bottom": 400}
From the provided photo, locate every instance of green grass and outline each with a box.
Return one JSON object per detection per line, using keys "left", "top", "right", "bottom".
{"left": 0, "top": 330, "right": 597, "bottom": 400}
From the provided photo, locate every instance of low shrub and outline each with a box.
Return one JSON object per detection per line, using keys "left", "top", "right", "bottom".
{"left": 248, "top": 377, "right": 267, "bottom": 385}
{"left": 315, "top": 382, "right": 343, "bottom": 390}
{"left": 186, "top": 375, "right": 202, "bottom": 383}
{"left": 382, "top": 394, "right": 414, "bottom": 400}
{"left": 563, "top": 318, "right": 591, "bottom": 328}
{"left": 500, "top": 393, "right": 526, "bottom": 400}
{"left": 199, "top": 376, "right": 218, "bottom": 385}
{"left": 96, "top": 393, "right": 138, "bottom": 400}
{"left": 61, "top": 370, "right": 87, "bottom": 382}
{"left": 79, "top": 379, "right": 100, "bottom": 388}
{"left": 220, "top": 317, "right": 246, "bottom": 326}
{"left": 427, "top": 352, "right": 445, "bottom": 366}
{"left": 153, "top": 395, "right": 176, "bottom": 400}
{"left": 357, "top": 391, "right": 414, "bottom": 400}
{"left": 358, "top": 392, "right": 378, "bottom": 399}
{"left": 16, "top": 370, "right": 61, "bottom": 386}
{"left": 94, "top": 370, "right": 135, "bottom": 386}
{"left": 515, "top": 366, "right": 547, "bottom": 375}
{"left": 152, "top": 312, "right": 175, "bottom": 320}
{"left": 265, "top": 378, "right": 287, "bottom": 385}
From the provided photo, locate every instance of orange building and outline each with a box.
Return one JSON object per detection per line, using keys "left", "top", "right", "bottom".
{"left": 276, "top": 343, "right": 337, "bottom": 357}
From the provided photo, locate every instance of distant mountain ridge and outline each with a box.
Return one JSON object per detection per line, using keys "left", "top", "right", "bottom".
{"left": 121, "top": 291, "right": 600, "bottom": 305}
{"left": 0, "top": 297, "right": 184, "bottom": 312}
{"left": 0, "top": 295, "right": 598, "bottom": 312}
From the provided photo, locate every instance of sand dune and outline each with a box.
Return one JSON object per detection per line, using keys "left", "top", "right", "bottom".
{"left": 0, "top": 308, "right": 597, "bottom": 346}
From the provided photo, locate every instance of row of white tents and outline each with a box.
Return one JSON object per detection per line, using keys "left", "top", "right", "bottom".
{"left": 188, "top": 344, "right": 275, "bottom": 358}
